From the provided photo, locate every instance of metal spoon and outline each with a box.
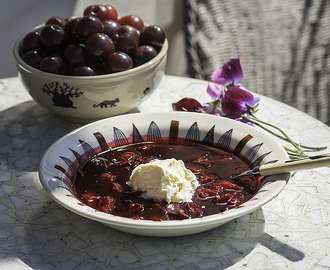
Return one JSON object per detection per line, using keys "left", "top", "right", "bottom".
{"left": 231, "top": 154, "right": 330, "bottom": 179}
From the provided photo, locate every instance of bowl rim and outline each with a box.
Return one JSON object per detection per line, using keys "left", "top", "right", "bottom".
{"left": 39, "top": 111, "right": 290, "bottom": 231}
{"left": 13, "top": 24, "right": 168, "bottom": 80}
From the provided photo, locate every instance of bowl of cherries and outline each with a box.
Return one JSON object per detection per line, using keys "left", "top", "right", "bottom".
{"left": 13, "top": 4, "right": 168, "bottom": 123}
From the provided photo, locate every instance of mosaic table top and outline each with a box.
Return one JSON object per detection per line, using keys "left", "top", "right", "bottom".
{"left": 0, "top": 75, "right": 329, "bottom": 270}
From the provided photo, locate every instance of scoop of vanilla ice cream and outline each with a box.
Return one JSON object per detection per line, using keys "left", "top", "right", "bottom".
{"left": 127, "top": 158, "right": 199, "bottom": 203}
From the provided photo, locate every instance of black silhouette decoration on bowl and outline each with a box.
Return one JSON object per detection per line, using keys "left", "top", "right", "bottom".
{"left": 41, "top": 81, "right": 83, "bottom": 109}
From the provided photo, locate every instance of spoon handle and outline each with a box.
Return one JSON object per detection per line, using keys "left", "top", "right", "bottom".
{"left": 259, "top": 154, "right": 330, "bottom": 176}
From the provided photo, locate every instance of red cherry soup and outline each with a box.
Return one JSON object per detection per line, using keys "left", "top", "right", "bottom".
{"left": 73, "top": 140, "right": 262, "bottom": 221}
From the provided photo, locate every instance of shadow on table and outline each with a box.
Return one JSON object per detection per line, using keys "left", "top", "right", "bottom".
{"left": 0, "top": 101, "right": 304, "bottom": 269}
{"left": 0, "top": 101, "right": 82, "bottom": 170}
{"left": 17, "top": 202, "right": 305, "bottom": 270}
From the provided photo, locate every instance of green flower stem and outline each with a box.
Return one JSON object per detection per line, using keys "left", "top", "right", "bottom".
{"left": 284, "top": 147, "right": 309, "bottom": 157}
{"left": 211, "top": 99, "right": 222, "bottom": 114}
{"left": 245, "top": 116, "right": 326, "bottom": 151}
{"left": 243, "top": 116, "right": 287, "bottom": 140}
{"left": 298, "top": 144, "right": 327, "bottom": 151}
{"left": 242, "top": 115, "right": 326, "bottom": 157}
{"left": 242, "top": 115, "right": 302, "bottom": 151}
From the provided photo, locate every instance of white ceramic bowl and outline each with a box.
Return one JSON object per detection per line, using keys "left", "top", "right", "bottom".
{"left": 39, "top": 112, "right": 290, "bottom": 237}
{"left": 13, "top": 27, "right": 168, "bottom": 123}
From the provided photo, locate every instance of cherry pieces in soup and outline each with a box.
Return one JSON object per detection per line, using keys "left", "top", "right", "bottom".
{"left": 20, "top": 4, "right": 166, "bottom": 75}
{"left": 72, "top": 140, "right": 263, "bottom": 221}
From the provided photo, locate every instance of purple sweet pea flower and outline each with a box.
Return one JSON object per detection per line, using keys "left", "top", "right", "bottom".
{"left": 206, "top": 82, "right": 225, "bottom": 100}
{"left": 211, "top": 58, "right": 244, "bottom": 86}
{"left": 202, "top": 103, "right": 222, "bottom": 116}
{"left": 221, "top": 87, "right": 260, "bottom": 119}
{"left": 173, "top": 58, "right": 321, "bottom": 158}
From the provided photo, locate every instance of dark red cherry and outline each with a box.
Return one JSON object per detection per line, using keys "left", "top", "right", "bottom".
{"left": 63, "top": 44, "right": 85, "bottom": 67}
{"left": 106, "top": 52, "right": 132, "bottom": 73}
{"left": 46, "top": 17, "right": 66, "bottom": 28}
{"left": 72, "top": 65, "right": 96, "bottom": 76}
{"left": 118, "top": 14, "right": 144, "bottom": 31}
{"left": 105, "top": 5, "right": 118, "bottom": 21}
{"left": 85, "top": 33, "right": 115, "bottom": 59}
{"left": 132, "top": 45, "right": 157, "bottom": 66}
{"left": 39, "top": 56, "right": 66, "bottom": 74}
{"left": 64, "top": 17, "right": 82, "bottom": 43}
{"left": 140, "top": 25, "right": 165, "bottom": 49}
{"left": 22, "top": 50, "right": 43, "bottom": 68}
{"left": 39, "top": 24, "right": 67, "bottom": 51}
{"left": 22, "top": 31, "right": 40, "bottom": 52}
{"left": 103, "top": 20, "right": 120, "bottom": 38}
{"left": 111, "top": 25, "right": 140, "bottom": 55}
{"left": 75, "top": 16, "right": 104, "bottom": 40}
{"left": 84, "top": 5, "right": 111, "bottom": 22}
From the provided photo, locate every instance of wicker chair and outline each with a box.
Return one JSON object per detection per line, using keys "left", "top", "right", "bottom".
{"left": 184, "top": 0, "right": 330, "bottom": 125}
